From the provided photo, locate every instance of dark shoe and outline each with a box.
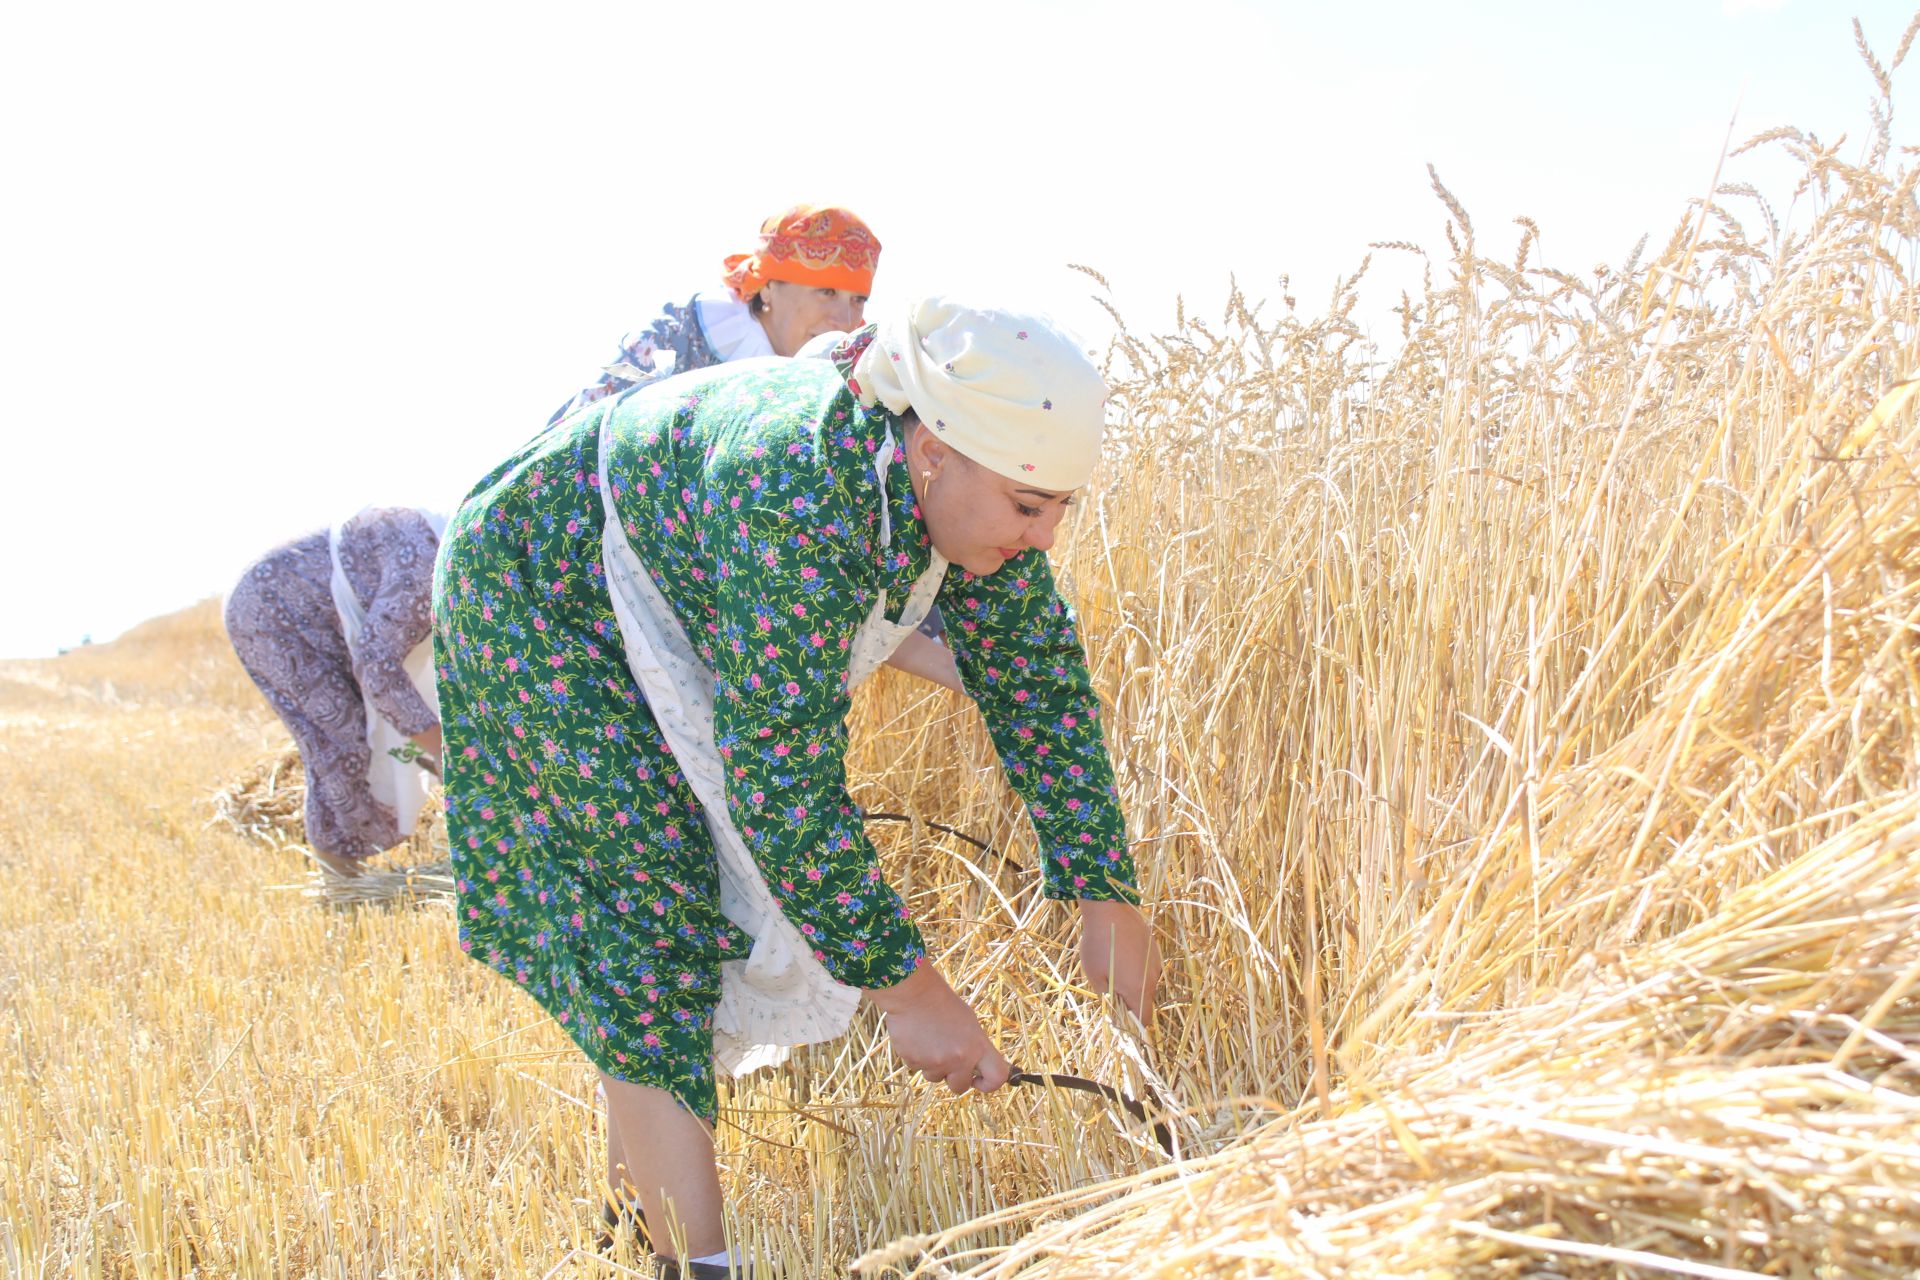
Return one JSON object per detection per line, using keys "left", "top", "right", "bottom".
{"left": 594, "top": 1199, "right": 652, "bottom": 1253}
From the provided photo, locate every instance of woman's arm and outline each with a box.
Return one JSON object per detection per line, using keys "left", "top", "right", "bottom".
{"left": 342, "top": 509, "right": 439, "bottom": 737}
{"left": 938, "top": 553, "right": 1138, "bottom": 903}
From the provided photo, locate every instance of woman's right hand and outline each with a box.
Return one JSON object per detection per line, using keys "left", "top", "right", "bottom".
{"left": 865, "top": 963, "right": 1010, "bottom": 1095}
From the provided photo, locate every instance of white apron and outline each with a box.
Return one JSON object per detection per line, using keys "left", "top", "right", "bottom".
{"left": 596, "top": 410, "right": 948, "bottom": 1074}
{"left": 328, "top": 508, "right": 446, "bottom": 840}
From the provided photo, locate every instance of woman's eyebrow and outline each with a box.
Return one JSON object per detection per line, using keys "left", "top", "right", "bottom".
{"left": 1014, "top": 488, "right": 1068, "bottom": 501}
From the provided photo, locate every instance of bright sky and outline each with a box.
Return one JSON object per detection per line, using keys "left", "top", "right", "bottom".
{"left": 2, "top": 0, "right": 1913, "bottom": 656}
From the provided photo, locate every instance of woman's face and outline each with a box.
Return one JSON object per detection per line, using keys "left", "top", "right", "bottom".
{"left": 904, "top": 422, "right": 1077, "bottom": 576}
{"left": 758, "top": 281, "right": 869, "bottom": 357}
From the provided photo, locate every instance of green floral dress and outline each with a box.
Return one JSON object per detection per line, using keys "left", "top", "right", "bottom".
{"left": 433, "top": 331, "right": 1136, "bottom": 1119}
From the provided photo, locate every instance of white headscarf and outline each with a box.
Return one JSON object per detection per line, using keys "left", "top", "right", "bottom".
{"left": 846, "top": 296, "right": 1109, "bottom": 491}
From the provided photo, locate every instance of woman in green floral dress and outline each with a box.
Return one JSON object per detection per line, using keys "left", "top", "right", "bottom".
{"left": 434, "top": 297, "right": 1159, "bottom": 1277}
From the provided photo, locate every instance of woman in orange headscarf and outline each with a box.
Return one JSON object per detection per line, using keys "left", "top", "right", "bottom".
{"left": 549, "top": 204, "right": 958, "bottom": 696}
{"left": 548, "top": 204, "right": 884, "bottom": 427}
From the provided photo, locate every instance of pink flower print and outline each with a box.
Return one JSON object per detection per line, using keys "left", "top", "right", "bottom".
{"left": 1022, "top": 463, "right": 1037, "bottom": 472}
{"left": 1017, "top": 330, "right": 1028, "bottom": 339}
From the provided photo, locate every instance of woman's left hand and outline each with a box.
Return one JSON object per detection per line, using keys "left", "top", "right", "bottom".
{"left": 1077, "top": 899, "right": 1160, "bottom": 1025}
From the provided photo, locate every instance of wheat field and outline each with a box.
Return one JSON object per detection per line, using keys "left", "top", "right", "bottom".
{"left": 8, "top": 24, "right": 1920, "bottom": 1280}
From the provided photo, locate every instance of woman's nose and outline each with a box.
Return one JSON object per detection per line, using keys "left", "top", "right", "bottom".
{"left": 1026, "top": 509, "right": 1063, "bottom": 552}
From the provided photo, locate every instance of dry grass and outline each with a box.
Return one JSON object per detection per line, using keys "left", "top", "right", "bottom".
{"left": 8, "top": 24, "right": 1920, "bottom": 1279}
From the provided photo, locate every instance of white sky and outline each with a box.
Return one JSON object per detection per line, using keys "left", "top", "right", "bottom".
{"left": 2, "top": 0, "right": 1914, "bottom": 656}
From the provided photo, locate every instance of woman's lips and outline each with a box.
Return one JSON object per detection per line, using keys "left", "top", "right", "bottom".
{"left": 996, "top": 546, "right": 1021, "bottom": 559}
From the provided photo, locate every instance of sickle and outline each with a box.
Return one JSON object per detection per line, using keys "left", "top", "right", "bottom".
{"left": 1006, "top": 1069, "right": 1175, "bottom": 1157}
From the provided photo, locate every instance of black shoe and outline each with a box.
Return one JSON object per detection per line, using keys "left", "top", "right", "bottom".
{"left": 594, "top": 1199, "right": 652, "bottom": 1252}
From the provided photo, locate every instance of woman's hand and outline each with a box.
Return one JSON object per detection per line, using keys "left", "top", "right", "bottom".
{"left": 1078, "top": 899, "right": 1160, "bottom": 1024}
{"left": 410, "top": 724, "right": 443, "bottom": 776}
{"left": 865, "top": 963, "right": 1011, "bottom": 1094}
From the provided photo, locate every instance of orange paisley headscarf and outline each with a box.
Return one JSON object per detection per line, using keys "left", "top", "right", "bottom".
{"left": 721, "top": 205, "right": 881, "bottom": 302}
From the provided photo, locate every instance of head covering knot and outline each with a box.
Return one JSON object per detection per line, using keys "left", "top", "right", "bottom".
{"left": 842, "top": 297, "right": 1109, "bottom": 491}
{"left": 722, "top": 204, "right": 881, "bottom": 301}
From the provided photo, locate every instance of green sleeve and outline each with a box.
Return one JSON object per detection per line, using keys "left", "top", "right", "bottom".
{"left": 939, "top": 554, "right": 1138, "bottom": 902}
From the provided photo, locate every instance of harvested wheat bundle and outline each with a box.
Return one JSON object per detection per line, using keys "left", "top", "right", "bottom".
{"left": 207, "top": 741, "right": 307, "bottom": 848}
{"left": 210, "top": 741, "right": 457, "bottom": 905}
{"left": 303, "top": 856, "right": 457, "bottom": 908}
{"left": 881, "top": 794, "right": 1920, "bottom": 1279}
{"left": 303, "top": 783, "right": 455, "bottom": 907}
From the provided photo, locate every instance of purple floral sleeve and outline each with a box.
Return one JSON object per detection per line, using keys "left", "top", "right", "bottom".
{"left": 338, "top": 508, "right": 439, "bottom": 736}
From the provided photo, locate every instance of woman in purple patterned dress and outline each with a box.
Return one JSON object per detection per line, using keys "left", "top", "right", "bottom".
{"left": 224, "top": 506, "right": 444, "bottom": 875}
